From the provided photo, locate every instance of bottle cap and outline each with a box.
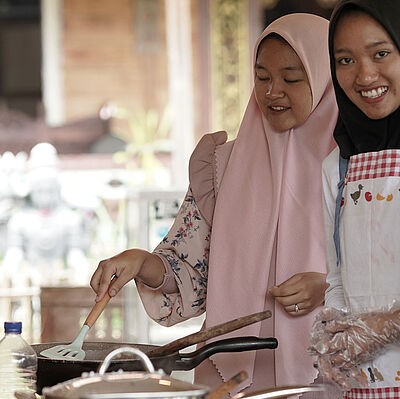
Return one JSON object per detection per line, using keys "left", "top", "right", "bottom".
{"left": 4, "top": 322, "right": 22, "bottom": 333}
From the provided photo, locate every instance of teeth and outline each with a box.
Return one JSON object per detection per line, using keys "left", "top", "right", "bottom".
{"left": 271, "top": 106, "right": 286, "bottom": 111}
{"left": 361, "top": 86, "right": 388, "bottom": 98}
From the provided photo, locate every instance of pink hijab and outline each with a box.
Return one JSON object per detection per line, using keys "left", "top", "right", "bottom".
{"left": 206, "top": 13, "right": 338, "bottom": 390}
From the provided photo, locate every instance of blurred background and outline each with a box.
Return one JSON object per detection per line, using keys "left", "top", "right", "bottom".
{"left": 0, "top": 0, "right": 338, "bottom": 352}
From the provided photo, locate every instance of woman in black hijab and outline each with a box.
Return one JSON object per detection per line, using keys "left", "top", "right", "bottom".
{"left": 329, "top": 0, "right": 400, "bottom": 158}
{"left": 308, "top": 1, "right": 400, "bottom": 398}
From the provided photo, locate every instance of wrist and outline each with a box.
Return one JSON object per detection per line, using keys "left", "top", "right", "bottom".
{"left": 367, "top": 309, "right": 400, "bottom": 343}
{"left": 136, "top": 252, "right": 165, "bottom": 288}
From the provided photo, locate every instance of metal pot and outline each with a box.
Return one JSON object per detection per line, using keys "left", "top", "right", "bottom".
{"left": 39, "top": 348, "right": 326, "bottom": 399}
{"left": 33, "top": 336, "right": 278, "bottom": 394}
{"left": 42, "top": 347, "right": 210, "bottom": 399}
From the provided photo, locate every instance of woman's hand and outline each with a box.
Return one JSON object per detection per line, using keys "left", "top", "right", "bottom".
{"left": 316, "top": 354, "right": 368, "bottom": 389}
{"left": 90, "top": 249, "right": 165, "bottom": 302}
{"left": 313, "top": 309, "right": 400, "bottom": 369}
{"left": 309, "top": 307, "right": 400, "bottom": 388}
{"left": 268, "top": 272, "right": 328, "bottom": 316}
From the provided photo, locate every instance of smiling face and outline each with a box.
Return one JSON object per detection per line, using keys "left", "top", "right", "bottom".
{"left": 333, "top": 10, "right": 400, "bottom": 120}
{"left": 254, "top": 35, "right": 313, "bottom": 132}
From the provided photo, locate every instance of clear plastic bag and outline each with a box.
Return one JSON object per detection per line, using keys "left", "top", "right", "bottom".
{"left": 308, "top": 305, "right": 400, "bottom": 389}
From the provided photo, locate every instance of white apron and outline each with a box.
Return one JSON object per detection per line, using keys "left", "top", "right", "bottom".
{"left": 340, "top": 149, "right": 400, "bottom": 388}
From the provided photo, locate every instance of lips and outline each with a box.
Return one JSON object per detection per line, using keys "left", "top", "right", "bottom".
{"left": 268, "top": 105, "right": 290, "bottom": 113}
{"left": 359, "top": 85, "right": 388, "bottom": 100}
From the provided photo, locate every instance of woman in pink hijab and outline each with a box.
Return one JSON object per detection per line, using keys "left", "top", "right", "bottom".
{"left": 91, "top": 13, "right": 338, "bottom": 395}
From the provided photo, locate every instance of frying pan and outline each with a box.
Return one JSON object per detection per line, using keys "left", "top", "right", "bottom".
{"left": 32, "top": 336, "right": 278, "bottom": 394}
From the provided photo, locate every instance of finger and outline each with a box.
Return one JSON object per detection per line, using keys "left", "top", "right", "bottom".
{"left": 284, "top": 302, "right": 308, "bottom": 316}
{"left": 333, "top": 371, "right": 353, "bottom": 390}
{"left": 269, "top": 281, "right": 300, "bottom": 298}
{"left": 324, "top": 319, "right": 352, "bottom": 333}
{"left": 329, "top": 352, "right": 348, "bottom": 368}
{"left": 90, "top": 265, "right": 103, "bottom": 294}
{"left": 95, "top": 261, "right": 117, "bottom": 302}
{"left": 319, "top": 357, "right": 353, "bottom": 390}
{"left": 274, "top": 292, "right": 304, "bottom": 306}
{"left": 277, "top": 273, "right": 301, "bottom": 287}
{"left": 108, "top": 268, "right": 135, "bottom": 297}
{"left": 342, "top": 360, "right": 357, "bottom": 370}
{"left": 308, "top": 335, "right": 335, "bottom": 355}
{"left": 317, "top": 356, "right": 338, "bottom": 381}
{"left": 325, "top": 331, "right": 349, "bottom": 355}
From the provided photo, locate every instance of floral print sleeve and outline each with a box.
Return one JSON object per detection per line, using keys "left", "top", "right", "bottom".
{"left": 136, "top": 187, "right": 211, "bottom": 327}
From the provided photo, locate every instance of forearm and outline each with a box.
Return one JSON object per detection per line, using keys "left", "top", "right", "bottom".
{"left": 322, "top": 153, "right": 347, "bottom": 310}
{"left": 136, "top": 251, "right": 165, "bottom": 288}
{"left": 137, "top": 189, "right": 210, "bottom": 325}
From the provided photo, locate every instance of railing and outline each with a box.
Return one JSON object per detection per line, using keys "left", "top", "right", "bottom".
{"left": 0, "top": 285, "right": 41, "bottom": 343}
{"left": 40, "top": 286, "right": 125, "bottom": 343}
{"left": 0, "top": 285, "right": 126, "bottom": 344}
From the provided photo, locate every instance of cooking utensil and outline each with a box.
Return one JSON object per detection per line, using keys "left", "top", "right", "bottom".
{"left": 14, "top": 392, "right": 36, "bottom": 399}
{"left": 41, "top": 347, "right": 211, "bottom": 399}
{"left": 230, "top": 385, "right": 326, "bottom": 399}
{"left": 32, "top": 336, "right": 278, "bottom": 394}
{"left": 40, "top": 292, "right": 111, "bottom": 361}
{"left": 206, "top": 370, "right": 248, "bottom": 399}
{"left": 147, "top": 309, "right": 272, "bottom": 357}
{"left": 40, "top": 348, "right": 325, "bottom": 399}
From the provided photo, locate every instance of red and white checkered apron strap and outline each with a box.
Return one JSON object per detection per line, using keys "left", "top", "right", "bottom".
{"left": 344, "top": 387, "right": 400, "bottom": 398}
{"left": 346, "top": 149, "right": 400, "bottom": 183}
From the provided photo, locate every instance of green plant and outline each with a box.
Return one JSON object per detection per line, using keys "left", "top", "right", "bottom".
{"left": 112, "top": 106, "right": 171, "bottom": 172}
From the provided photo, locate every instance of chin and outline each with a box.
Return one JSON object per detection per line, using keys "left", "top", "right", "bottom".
{"left": 358, "top": 101, "right": 399, "bottom": 120}
{"left": 273, "top": 127, "right": 289, "bottom": 133}
{"left": 269, "top": 122, "right": 292, "bottom": 132}
{"left": 363, "top": 109, "right": 393, "bottom": 120}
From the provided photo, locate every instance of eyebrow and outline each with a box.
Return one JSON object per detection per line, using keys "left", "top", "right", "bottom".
{"left": 255, "top": 63, "right": 302, "bottom": 71}
{"left": 334, "top": 40, "right": 394, "bottom": 55}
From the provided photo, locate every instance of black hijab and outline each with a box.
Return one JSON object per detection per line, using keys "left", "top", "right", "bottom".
{"left": 329, "top": 0, "right": 400, "bottom": 158}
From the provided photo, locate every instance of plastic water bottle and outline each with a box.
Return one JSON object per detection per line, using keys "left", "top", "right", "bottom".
{"left": 0, "top": 322, "right": 37, "bottom": 398}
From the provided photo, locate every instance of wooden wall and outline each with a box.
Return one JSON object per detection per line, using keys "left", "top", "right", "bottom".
{"left": 63, "top": 0, "right": 169, "bottom": 123}
{"left": 61, "top": 0, "right": 261, "bottom": 143}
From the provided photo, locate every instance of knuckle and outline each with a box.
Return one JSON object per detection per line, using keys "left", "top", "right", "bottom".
{"left": 98, "top": 259, "right": 107, "bottom": 266}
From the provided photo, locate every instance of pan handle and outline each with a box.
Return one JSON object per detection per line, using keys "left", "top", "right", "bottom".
{"left": 170, "top": 336, "right": 278, "bottom": 371}
{"left": 147, "top": 310, "right": 272, "bottom": 357}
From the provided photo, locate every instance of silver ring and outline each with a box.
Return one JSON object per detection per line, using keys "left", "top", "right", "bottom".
{"left": 295, "top": 304, "right": 300, "bottom": 313}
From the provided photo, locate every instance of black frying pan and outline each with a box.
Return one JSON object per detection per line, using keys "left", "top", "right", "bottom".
{"left": 32, "top": 336, "right": 278, "bottom": 394}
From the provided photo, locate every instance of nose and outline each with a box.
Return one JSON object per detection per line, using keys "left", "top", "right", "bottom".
{"left": 355, "top": 61, "right": 379, "bottom": 86}
{"left": 265, "top": 82, "right": 284, "bottom": 99}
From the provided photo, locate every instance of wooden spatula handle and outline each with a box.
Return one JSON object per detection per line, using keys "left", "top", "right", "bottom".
{"left": 147, "top": 309, "right": 272, "bottom": 357}
{"left": 206, "top": 370, "right": 248, "bottom": 399}
{"left": 84, "top": 292, "right": 111, "bottom": 327}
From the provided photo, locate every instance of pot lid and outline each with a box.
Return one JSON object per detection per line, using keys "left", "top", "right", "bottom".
{"left": 42, "top": 347, "right": 209, "bottom": 399}
{"left": 43, "top": 371, "right": 209, "bottom": 398}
